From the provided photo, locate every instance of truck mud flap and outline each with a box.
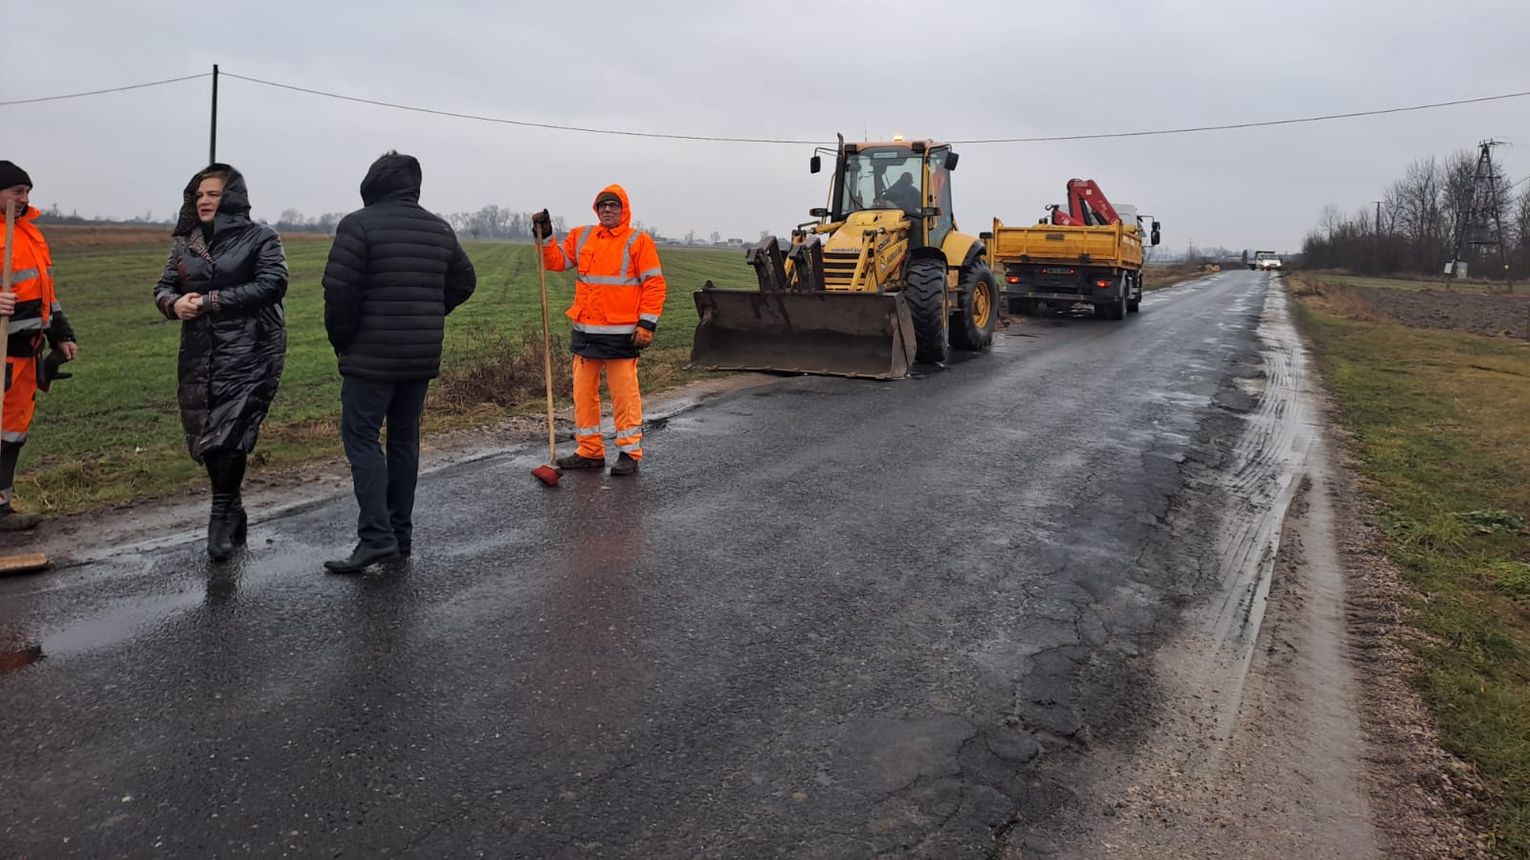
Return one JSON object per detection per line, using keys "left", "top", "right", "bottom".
{"left": 690, "top": 289, "right": 917, "bottom": 380}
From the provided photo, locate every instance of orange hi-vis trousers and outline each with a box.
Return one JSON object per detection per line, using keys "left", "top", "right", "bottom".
{"left": 572, "top": 356, "right": 643, "bottom": 460}
{"left": 2, "top": 356, "right": 38, "bottom": 445}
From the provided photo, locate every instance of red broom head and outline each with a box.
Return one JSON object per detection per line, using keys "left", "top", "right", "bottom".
{"left": 531, "top": 463, "right": 562, "bottom": 487}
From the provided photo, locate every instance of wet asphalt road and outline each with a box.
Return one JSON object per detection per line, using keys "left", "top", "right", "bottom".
{"left": 2, "top": 271, "right": 1273, "bottom": 857}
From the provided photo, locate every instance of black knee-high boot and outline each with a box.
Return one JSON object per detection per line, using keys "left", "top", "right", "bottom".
{"left": 204, "top": 452, "right": 248, "bottom": 560}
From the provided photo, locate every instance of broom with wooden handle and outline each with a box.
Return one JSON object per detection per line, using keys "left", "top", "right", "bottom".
{"left": 529, "top": 229, "right": 562, "bottom": 488}
{"left": 0, "top": 198, "right": 52, "bottom": 574}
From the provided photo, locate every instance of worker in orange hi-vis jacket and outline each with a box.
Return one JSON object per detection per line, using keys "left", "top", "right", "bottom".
{"left": 531, "top": 185, "right": 666, "bottom": 477}
{"left": 0, "top": 161, "right": 79, "bottom": 531}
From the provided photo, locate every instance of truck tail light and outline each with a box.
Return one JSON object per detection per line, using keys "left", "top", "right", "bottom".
{"left": 1006, "top": 275, "right": 1021, "bottom": 284}
{"left": 1095, "top": 279, "right": 1111, "bottom": 289}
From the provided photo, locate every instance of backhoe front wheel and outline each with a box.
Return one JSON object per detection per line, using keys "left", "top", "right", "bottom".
{"left": 951, "top": 263, "right": 998, "bottom": 351}
{"left": 904, "top": 256, "right": 949, "bottom": 364}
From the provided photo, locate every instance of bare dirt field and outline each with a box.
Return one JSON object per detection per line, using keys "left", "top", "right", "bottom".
{"left": 1349, "top": 285, "right": 1530, "bottom": 340}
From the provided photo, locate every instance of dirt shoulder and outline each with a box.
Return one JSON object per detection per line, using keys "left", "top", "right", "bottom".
{"left": 1069, "top": 281, "right": 1491, "bottom": 858}
{"left": 1326, "top": 420, "right": 1493, "bottom": 858}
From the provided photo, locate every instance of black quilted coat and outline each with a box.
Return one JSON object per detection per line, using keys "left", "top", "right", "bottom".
{"left": 321, "top": 152, "right": 476, "bottom": 382}
{"left": 153, "top": 164, "right": 287, "bottom": 463}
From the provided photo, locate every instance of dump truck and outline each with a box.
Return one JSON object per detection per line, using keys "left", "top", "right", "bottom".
{"left": 984, "top": 179, "right": 1160, "bottom": 320}
{"left": 689, "top": 136, "right": 999, "bottom": 379}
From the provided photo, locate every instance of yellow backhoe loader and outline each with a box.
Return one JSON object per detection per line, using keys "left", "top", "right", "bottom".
{"left": 691, "top": 136, "right": 999, "bottom": 379}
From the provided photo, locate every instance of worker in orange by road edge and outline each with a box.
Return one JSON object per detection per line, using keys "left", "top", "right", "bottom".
{"left": 531, "top": 185, "right": 666, "bottom": 477}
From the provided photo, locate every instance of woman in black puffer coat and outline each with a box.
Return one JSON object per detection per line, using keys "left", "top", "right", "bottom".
{"left": 153, "top": 164, "right": 287, "bottom": 560}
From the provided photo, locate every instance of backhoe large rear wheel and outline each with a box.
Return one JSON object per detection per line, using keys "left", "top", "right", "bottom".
{"left": 951, "top": 263, "right": 998, "bottom": 351}
{"left": 904, "top": 256, "right": 949, "bottom": 364}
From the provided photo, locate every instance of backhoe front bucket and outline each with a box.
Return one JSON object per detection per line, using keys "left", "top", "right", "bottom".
{"left": 690, "top": 288, "right": 917, "bottom": 380}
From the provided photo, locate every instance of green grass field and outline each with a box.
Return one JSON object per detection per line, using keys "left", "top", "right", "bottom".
{"left": 19, "top": 238, "right": 753, "bottom": 513}
{"left": 1292, "top": 278, "right": 1530, "bottom": 854}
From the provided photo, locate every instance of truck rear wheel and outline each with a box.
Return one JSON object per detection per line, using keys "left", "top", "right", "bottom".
{"left": 904, "top": 256, "right": 950, "bottom": 364}
{"left": 950, "top": 263, "right": 998, "bottom": 351}
{"left": 1104, "top": 276, "right": 1127, "bottom": 320}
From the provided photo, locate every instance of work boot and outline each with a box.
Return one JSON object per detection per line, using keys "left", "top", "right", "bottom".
{"left": 556, "top": 452, "right": 605, "bottom": 471}
{"left": 324, "top": 544, "right": 401, "bottom": 575}
{"left": 0, "top": 506, "right": 42, "bottom": 531}
{"left": 609, "top": 453, "right": 640, "bottom": 477}
{"left": 207, "top": 494, "right": 238, "bottom": 562}
{"left": 230, "top": 506, "right": 248, "bottom": 548}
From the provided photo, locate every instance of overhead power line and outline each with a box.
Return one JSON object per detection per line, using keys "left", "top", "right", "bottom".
{"left": 954, "top": 90, "right": 1530, "bottom": 144}
{"left": 0, "top": 72, "right": 210, "bottom": 106}
{"left": 222, "top": 72, "right": 822, "bottom": 145}
{"left": 6, "top": 69, "right": 1530, "bottom": 148}
{"left": 223, "top": 73, "right": 1530, "bottom": 146}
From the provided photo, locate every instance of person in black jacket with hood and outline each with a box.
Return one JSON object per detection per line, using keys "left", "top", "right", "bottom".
{"left": 154, "top": 164, "right": 287, "bottom": 561}
{"left": 322, "top": 151, "right": 476, "bottom": 574}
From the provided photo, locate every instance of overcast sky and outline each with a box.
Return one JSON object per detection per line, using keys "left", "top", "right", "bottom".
{"left": 6, "top": 0, "right": 1529, "bottom": 256}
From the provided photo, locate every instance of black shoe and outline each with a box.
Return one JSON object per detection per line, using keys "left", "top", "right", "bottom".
{"left": 0, "top": 507, "right": 42, "bottom": 531}
{"left": 324, "top": 544, "right": 401, "bottom": 574}
{"left": 610, "top": 453, "right": 640, "bottom": 477}
{"left": 556, "top": 453, "right": 605, "bottom": 470}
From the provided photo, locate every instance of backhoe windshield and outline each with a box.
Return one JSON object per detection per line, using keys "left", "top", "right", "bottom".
{"left": 837, "top": 148, "right": 922, "bottom": 217}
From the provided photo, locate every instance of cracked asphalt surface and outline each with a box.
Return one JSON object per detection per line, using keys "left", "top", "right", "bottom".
{"left": 1, "top": 271, "right": 1273, "bottom": 857}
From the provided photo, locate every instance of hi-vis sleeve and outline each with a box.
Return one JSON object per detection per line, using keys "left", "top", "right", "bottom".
{"left": 632, "top": 233, "right": 667, "bottom": 331}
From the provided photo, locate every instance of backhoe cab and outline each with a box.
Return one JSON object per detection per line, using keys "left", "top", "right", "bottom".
{"left": 691, "top": 136, "right": 999, "bottom": 379}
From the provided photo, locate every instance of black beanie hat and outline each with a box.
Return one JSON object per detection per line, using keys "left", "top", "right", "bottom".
{"left": 0, "top": 161, "right": 33, "bottom": 190}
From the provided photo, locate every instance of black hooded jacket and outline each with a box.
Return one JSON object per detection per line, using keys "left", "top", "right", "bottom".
{"left": 322, "top": 153, "right": 476, "bottom": 382}
{"left": 153, "top": 164, "right": 288, "bottom": 463}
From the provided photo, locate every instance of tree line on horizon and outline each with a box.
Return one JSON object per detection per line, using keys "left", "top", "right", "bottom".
{"left": 1301, "top": 148, "right": 1530, "bottom": 279}
{"left": 33, "top": 203, "right": 753, "bottom": 247}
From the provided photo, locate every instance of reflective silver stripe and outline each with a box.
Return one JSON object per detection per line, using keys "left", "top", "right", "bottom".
{"left": 0, "top": 431, "right": 27, "bottom": 443}
{"left": 639, "top": 313, "right": 660, "bottom": 324}
{"left": 638, "top": 267, "right": 663, "bottom": 280}
{"left": 572, "top": 322, "right": 638, "bottom": 335}
{"left": 617, "top": 441, "right": 642, "bottom": 454}
{"left": 6, "top": 317, "right": 43, "bottom": 332}
{"left": 622, "top": 230, "right": 639, "bottom": 259}
{"left": 575, "top": 226, "right": 593, "bottom": 259}
{"left": 576, "top": 425, "right": 602, "bottom": 437}
{"left": 579, "top": 274, "right": 640, "bottom": 286}
{"left": 8, "top": 267, "right": 37, "bottom": 283}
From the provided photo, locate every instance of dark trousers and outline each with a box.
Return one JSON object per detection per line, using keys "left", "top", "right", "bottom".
{"left": 339, "top": 376, "right": 430, "bottom": 551}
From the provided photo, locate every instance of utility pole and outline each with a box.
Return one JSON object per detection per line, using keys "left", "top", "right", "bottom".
{"left": 1371, "top": 201, "right": 1383, "bottom": 274}
{"left": 208, "top": 64, "right": 220, "bottom": 165}
{"left": 1445, "top": 139, "right": 1513, "bottom": 291}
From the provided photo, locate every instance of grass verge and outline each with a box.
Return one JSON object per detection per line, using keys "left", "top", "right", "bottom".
{"left": 1289, "top": 273, "right": 1530, "bottom": 854}
{"left": 18, "top": 237, "right": 752, "bottom": 513}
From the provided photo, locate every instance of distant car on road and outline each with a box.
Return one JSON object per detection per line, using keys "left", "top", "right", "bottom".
{"left": 1254, "top": 254, "right": 1283, "bottom": 272}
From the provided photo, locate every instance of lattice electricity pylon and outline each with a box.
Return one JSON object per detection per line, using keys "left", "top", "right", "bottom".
{"left": 1445, "top": 139, "right": 1513, "bottom": 288}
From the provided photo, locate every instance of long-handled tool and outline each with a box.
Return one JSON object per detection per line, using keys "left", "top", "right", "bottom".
{"left": 529, "top": 236, "right": 562, "bottom": 488}
{"left": 0, "top": 199, "right": 51, "bottom": 573}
